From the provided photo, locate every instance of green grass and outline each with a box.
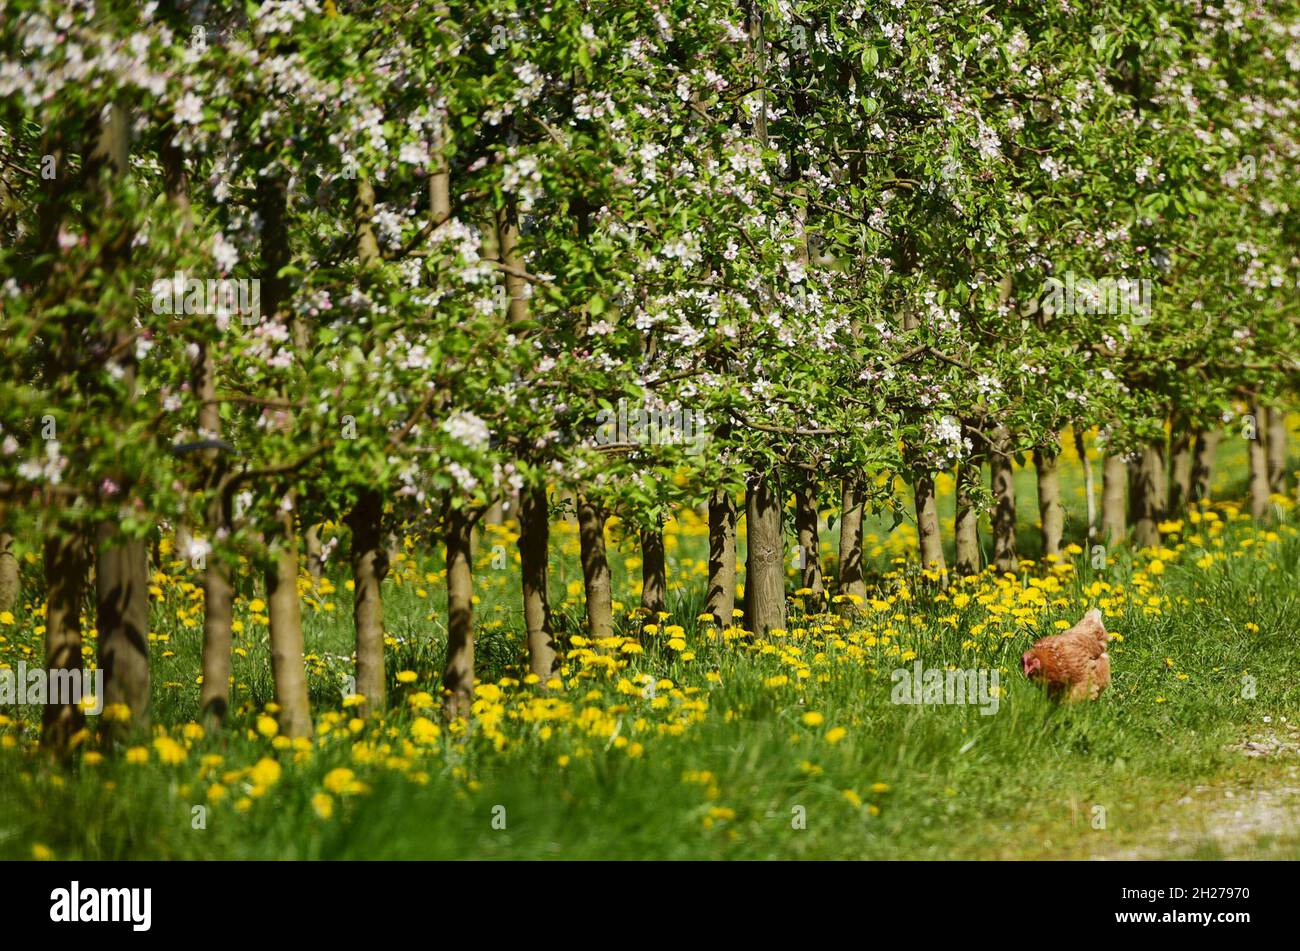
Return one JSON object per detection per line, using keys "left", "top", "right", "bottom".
{"left": 2, "top": 428, "right": 1299, "bottom": 860}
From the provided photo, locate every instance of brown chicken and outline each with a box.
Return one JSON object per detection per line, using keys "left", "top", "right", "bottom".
{"left": 1021, "top": 608, "right": 1111, "bottom": 701}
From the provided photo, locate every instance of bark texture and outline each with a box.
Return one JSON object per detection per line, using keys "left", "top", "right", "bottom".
{"left": 577, "top": 498, "right": 613, "bottom": 639}
{"left": 517, "top": 485, "right": 557, "bottom": 678}
{"left": 1189, "top": 427, "right": 1220, "bottom": 504}
{"left": 794, "top": 482, "right": 824, "bottom": 611}
{"left": 954, "top": 433, "right": 982, "bottom": 575}
{"left": 1266, "top": 406, "right": 1288, "bottom": 498}
{"left": 1129, "top": 441, "right": 1167, "bottom": 548}
{"left": 41, "top": 533, "right": 87, "bottom": 753}
{"left": 0, "top": 532, "right": 17, "bottom": 615}
{"left": 1168, "top": 419, "right": 1194, "bottom": 517}
{"left": 990, "top": 426, "right": 1018, "bottom": 572}
{"left": 95, "top": 524, "right": 151, "bottom": 740}
{"left": 199, "top": 507, "right": 234, "bottom": 729}
{"left": 1075, "top": 428, "right": 1096, "bottom": 541}
{"left": 266, "top": 512, "right": 313, "bottom": 738}
{"left": 706, "top": 489, "right": 738, "bottom": 628}
{"left": 1249, "top": 402, "right": 1270, "bottom": 521}
{"left": 1034, "top": 443, "right": 1064, "bottom": 558}
{"left": 913, "top": 471, "right": 946, "bottom": 574}
{"left": 640, "top": 519, "right": 667, "bottom": 616}
{"left": 348, "top": 489, "right": 387, "bottom": 714}
{"left": 836, "top": 479, "right": 867, "bottom": 599}
{"left": 1102, "top": 454, "right": 1127, "bottom": 543}
{"left": 745, "top": 470, "right": 786, "bottom": 636}
{"left": 304, "top": 525, "right": 324, "bottom": 581}
{"left": 442, "top": 505, "right": 475, "bottom": 718}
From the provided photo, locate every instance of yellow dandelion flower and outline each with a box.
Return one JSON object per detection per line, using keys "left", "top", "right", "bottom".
{"left": 248, "top": 757, "right": 282, "bottom": 787}
{"left": 152, "top": 736, "right": 187, "bottom": 765}
{"left": 311, "top": 793, "right": 334, "bottom": 819}
{"left": 411, "top": 716, "right": 441, "bottom": 745}
{"left": 323, "top": 767, "right": 358, "bottom": 794}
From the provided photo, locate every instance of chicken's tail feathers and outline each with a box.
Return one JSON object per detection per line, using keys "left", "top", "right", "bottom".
{"left": 1081, "top": 607, "right": 1107, "bottom": 642}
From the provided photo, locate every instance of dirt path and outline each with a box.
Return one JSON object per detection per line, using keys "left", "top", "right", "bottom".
{"left": 1095, "top": 720, "right": 1300, "bottom": 860}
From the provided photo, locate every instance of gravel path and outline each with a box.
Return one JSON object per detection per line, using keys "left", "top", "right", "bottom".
{"left": 1095, "top": 719, "right": 1300, "bottom": 859}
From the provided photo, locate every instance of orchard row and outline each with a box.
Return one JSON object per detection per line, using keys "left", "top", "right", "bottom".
{"left": 0, "top": 0, "right": 1295, "bottom": 746}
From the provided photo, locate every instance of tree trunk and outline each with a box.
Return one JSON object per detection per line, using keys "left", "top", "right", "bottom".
{"left": 913, "top": 471, "right": 946, "bottom": 574}
{"left": 517, "top": 484, "right": 557, "bottom": 679}
{"left": 706, "top": 488, "right": 737, "bottom": 628}
{"left": 640, "top": 519, "right": 667, "bottom": 617}
{"left": 1189, "top": 427, "right": 1220, "bottom": 504}
{"left": 1266, "top": 406, "right": 1288, "bottom": 497}
{"left": 577, "top": 498, "right": 613, "bottom": 639}
{"left": 794, "top": 482, "right": 824, "bottom": 611}
{"left": 41, "top": 532, "right": 87, "bottom": 754}
{"left": 1034, "top": 443, "right": 1064, "bottom": 559}
{"left": 1101, "top": 454, "right": 1127, "bottom": 543}
{"left": 170, "top": 115, "right": 237, "bottom": 729}
{"left": 349, "top": 172, "right": 388, "bottom": 714}
{"left": 87, "top": 102, "right": 150, "bottom": 743}
{"left": 744, "top": 470, "right": 786, "bottom": 636}
{"left": 348, "top": 489, "right": 387, "bottom": 714}
{"left": 256, "top": 171, "right": 312, "bottom": 737}
{"left": 836, "top": 479, "right": 867, "bottom": 599}
{"left": 954, "top": 430, "right": 982, "bottom": 575}
{"left": 33, "top": 90, "right": 91, "bottom": 756}
{"left": 1248, "top": 402, "right": 1270, "bottom": 520}
{"left": 266, "top": 511, "right": 312, "bottom": 738}
{"left": 442, "top": 505, "right": 475, "bottom": 718}
{"left": 304, "top": 525, "right": 324, "bottom": 581}
{"left": 741, "top": 15, "right": 785, "bottom": 636}
{"left": 495, "top": 191, "right": 558, "bottom": 676}
{"left": 95, "top": 524, "right": 151, "bottom": 740}
{"left": 0, "top": 532, "right": 17, "bottom": 615}
{"left": 1129, "top": 441, "right": 1167, "bottom": 548}
{"left": 1075, "top": 429, "right": 1096, "bottom": 541}
{"left": 174, "top": 523, "right": 194, "bottom": 567}
{"left": 197, "top": 348, "right": 234, "bottom": 729}
{"left": 199, "top": 487, "right": 234, "bottom": 730}
{"left": 990, "top": 425, "right": 1018, "bottom": 572}
{"left": 429, "top": 81, "right": 451, "bottom": 228}
{"left": 1168, "top": 418, "right": 1195, "bottom": 517}
{"left": 161, "top": 123, "right": 208, "bottom": 595}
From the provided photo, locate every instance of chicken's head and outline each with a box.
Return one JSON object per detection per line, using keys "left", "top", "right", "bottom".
{"left": 1021, "top": 650, "right": 1042, "bottom": 678}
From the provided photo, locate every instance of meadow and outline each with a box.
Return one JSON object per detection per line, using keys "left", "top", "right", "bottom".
{"left": 2, "top": 429, "right": 1298, "bottom": 861}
